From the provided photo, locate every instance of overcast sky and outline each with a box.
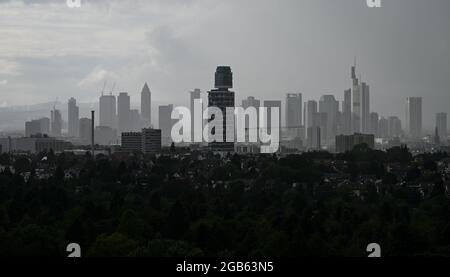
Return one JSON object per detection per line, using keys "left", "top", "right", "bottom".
{"left": 0, "top": 0, "right": 449, "bottom": 129}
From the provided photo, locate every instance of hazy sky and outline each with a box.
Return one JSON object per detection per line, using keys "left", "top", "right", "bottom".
{"left": 0, "top": 0, "right": 449, "bottom": 129}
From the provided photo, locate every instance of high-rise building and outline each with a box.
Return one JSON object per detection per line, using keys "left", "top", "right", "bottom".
{"left": 68, "top": 98, "right": 79, "bottom": 137}
{"left": 319, "top": 95, "right": 339, "bottom": 147}
{"left": 307, "top": 126, "right": 321, "bottom": 150}
{"left": 360, "top": 82, "right": 370, "bottom": 134}
{"left": 351, "top": 64, "right": 361, "bottom": 133}
{"left": 121, "top": 132, "right": 142, "bottom": 153}
{"left": 263, "top": 100, "right": 282, "bottom": 143}
{"left": 190, "top": 89, "right": 202, "bottom": 142}
{"left": 159, "top": 104, "right": 174, "bottom": 146}
{"left": 79, "top": 117, "right": 92, "bottom": 143}
{"left": 95, "top": 126, "right": 117, "bottom": 145}
{"left": 118, "top": 92, "right": 131, "bottom": 134}
{"left": 286, "top": 93, "right": 302, "bottom": 139}
{"left": 99, "top": 94, "right": 117, "bottom": 129}
{"left": 242, "top": 96, "right": 261, "bottom": 142}
{"left": 208, "top": 66, "right": 235, "bottom": 152}
{"left": 378, "top": 117, "right": 389, "bottom": 139}
{"left": 304, "top": 100, "right": 318, "bottom": 129}
{"left": 436, "top": 113, "right": 448, "bottom": 140}
{"left": 25, "top": 120, "right": 42, "bottom": 137}
{"left": 141, "top": 83, "right": 152, "bottom": 128}
{"left": 369, "top": 112, "right": 379, "bottom": 137}
{"left": 406, "top": 97, "right": 422, "bottom": 139}
{"left": 336, "top": 133, "right": 375, "bottom": 153}
{"left": 388, "top": 116, "right": 402, "bottom": 138}
{"left": 242, "top": 96, "right": 261, "bottom": 109}
{"left": 130, "top": 109, "right": 141, "bottom": 132}
{"left": 142, "top": 128, "right": 162, "bottom": 154}
{"left": 343, "top": 89, "right": 352, "bottom": 135}
{"left": 51, "top": 109, "right": 62, "bottom": 137}
{"left": 39, "top": 117, "right": 50, "bottom": 135}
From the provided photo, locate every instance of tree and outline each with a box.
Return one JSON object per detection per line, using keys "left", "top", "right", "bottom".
{"left": 88, "top": 233, "right": 137, "bottom": 257}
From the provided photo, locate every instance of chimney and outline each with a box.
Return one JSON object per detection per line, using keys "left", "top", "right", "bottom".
{"left": 91, "top": 110, "right": 95, "bottom": 157}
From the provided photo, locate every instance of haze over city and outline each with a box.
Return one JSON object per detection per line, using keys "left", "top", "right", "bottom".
{"left": 1, "top": 0, "right": 450, "bottom": 131}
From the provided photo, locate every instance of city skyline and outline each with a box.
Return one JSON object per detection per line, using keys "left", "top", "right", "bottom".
{"left": 0, "top": 0, "right": 450, "bottom": 129}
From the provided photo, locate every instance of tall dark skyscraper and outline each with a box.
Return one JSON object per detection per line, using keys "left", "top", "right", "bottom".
{"left": 351, "top": 64, "right": 361, "bottom": 133}
{"left": 141, "top": 83, "right": 152, "bottom": 128}
{"left": 68, "top": 97, "right": 79, "bottom": 138}
{"left": 406, "top": 97, "right": 423, "bottom": 139}
{"left": 208, "top": 66, "right": 235, "bottom": 152}
{"left": 343, "top": 89, "right": 352, "bottom": 135}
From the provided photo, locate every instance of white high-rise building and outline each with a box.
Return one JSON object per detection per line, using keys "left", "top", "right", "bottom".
{"left": 118, "top": 92, "right": 131, "bottom": 134}
{"left": 406, "top": 97, "right": 422, "bottom": 139}
{"left": 141, "top": 83, "right": 152, "bottom": 128}
{"left": 68, "top": 97, "right": 79, "bottom": 137}
{"left": 436, "top": 113, "right": 448, "bottom": 140}
{"left": 99, "top": 94, "right": 116, "bottom": 129}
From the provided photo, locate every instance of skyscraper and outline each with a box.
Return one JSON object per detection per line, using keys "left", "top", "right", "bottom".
{"left": 360, "top": 82, "right": 370, "bottom": 134}
{"left": 141, "top": 83, "right": 152, "bottom": 128}
{"left": 51, "top": 109, "right": 62, "bottom": 137}
{"left": 369, "top": 112, "right": 379, "bottom": 136}
{"left": 208, "top": 66, "right": 235, "bottom": 152}
{"left": 68, "top": 97, "right": 79, "bottom": 137}
{"left": 304, "top": 100, "right": 318, "bottom": 129}
{"left": 25, "top": 120, "right": 42, "bottom": 137}
{"left": 351, "top": 64, "right": 361, "bottom": 133}
{"left": 130, "top": 109, "right": 141, "bottom": 132}
{"left": 343, "top": 89, "right": 352, "bottom": 135}
{"left": 118, "top": 92, "right": 131, "bottom": 134}
{"left": 242, "top": 96, "right": 261, "bottom": 142}
{"left": 286, "top": 93, "right": 302, "bottom": 139}
{"left": 159, "top": 104, "right": 174, "bottom": 146}
{"left": 79, "top": 117, "right": 92, "bottom": 143}
{"left": 378, "top": 117, "right": 389, "bottom": 139}
{"left": 406, "top": 97, "right": 422, "bottom": 139}
{"left": 99, "top": 94, "right": 117, "bottom": 129}
{"left": 319, "top": 95, "right": 339, "bottom": 147}
{"left": 436, "top": 113, "right": 448, "bottom": 140}
{"left": 388, "top": 116, "right": 402, "bottom": 138}
{"left": 190, "top": 88, "right": 202, "bottom": 142}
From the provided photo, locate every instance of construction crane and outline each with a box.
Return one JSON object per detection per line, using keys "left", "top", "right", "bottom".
{"left": 110, "top": 82, "right": 116, "bottom": 95}
{"left": 100, "top": 80, "right": 107, "bottom": 96}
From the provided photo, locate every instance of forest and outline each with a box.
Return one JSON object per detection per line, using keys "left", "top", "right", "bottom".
{"left": 0, "top": 145, "right": 449, "bottom": 257}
